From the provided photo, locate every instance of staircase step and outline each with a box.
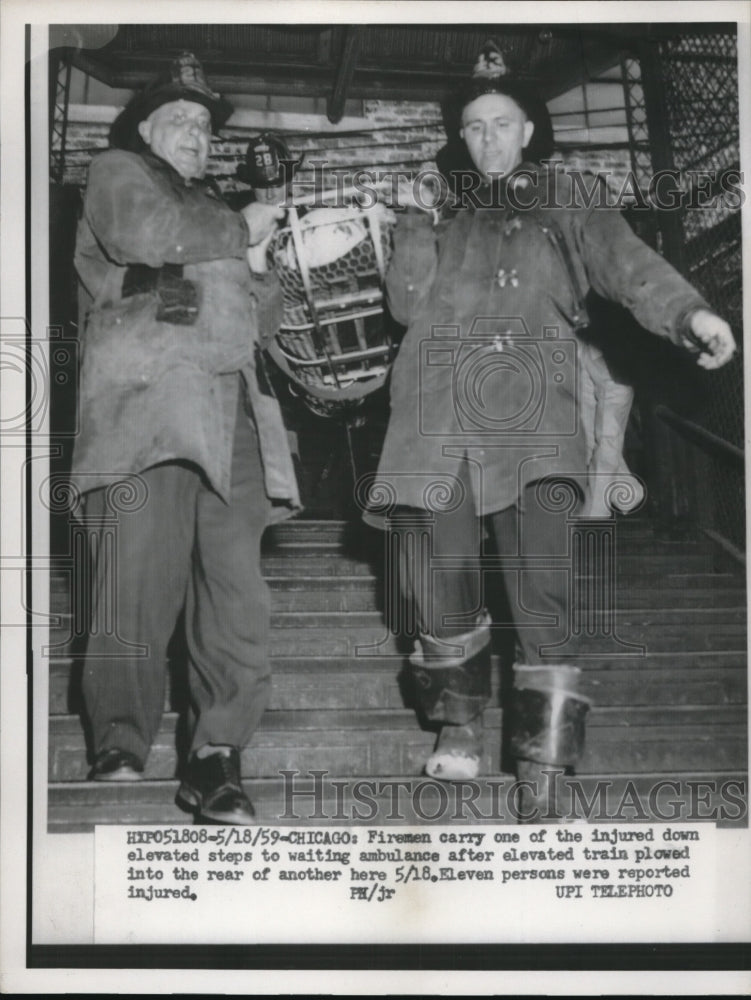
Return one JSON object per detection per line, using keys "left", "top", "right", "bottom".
{"left": 49, "top": 706, "right": 747, "bottom": 782}
{"left": 270, "top": 586, "right": 746, "bottom": 613}
{"left": 48, "top": 655, "right": 748, "bottom": 716}
{"left": 47, "top": 645, "right": 748, "bottom": 668}
{"left": 47, "top": 770, "right": 749, "bottom": 832}
{"left": 269, "top": 554, "right": 716, "bottom": 575}
{"left": 49, "top": 703, "right": 748, "bottom": 736}
{"left": 259, "top": 538, "right": 714, "bottom": 561}
{"left": 48, "top": 578, "right": 746, "bottom": 619}
{"left": 45, "top": 619, "right": 747, "bottom": 659}
{"left": 262, "top": 517, "right": 712, "bottom": 544}
{"left": 263, "top": 555, "right": 379, "bottom": 574}
{"left": 270, "top": 608, "right": 733, "bottom": 629}
{"left": 50, "top": 567, "right": 744, "bottom": 590}
{"left": 265, "top": 520, "right": 355, "bottom": 545}
{"left": 46, "top": 604, "right": 748, "bottom": 637}
{"left": 263, "top": 516, "right": 715, "bottom": 542}
{"left": 43, "top": 626, "right": 405, "bottom": 658}
{"left": 47, "top": 520, "right": 729, "bottom": 589}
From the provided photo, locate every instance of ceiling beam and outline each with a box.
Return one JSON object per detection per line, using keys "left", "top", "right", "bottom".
{"left": 72, "top": 51, "right": 490, "bottom": 89}
{"left": 328, "top": 26, "right": 362, "bottom": 123}
{"left": 70, "top": 23, "right": 734, "bottom": 106}
{"left": 72, "top": 51, "right": 534, "bottom": 103}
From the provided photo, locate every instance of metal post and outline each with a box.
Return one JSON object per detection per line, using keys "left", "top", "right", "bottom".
{"left": 49, "top": 48, "right": 73, "bottom": 186}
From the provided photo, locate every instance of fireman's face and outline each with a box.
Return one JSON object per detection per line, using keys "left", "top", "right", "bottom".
{"left": 138, "top": 99, "right": 212, "bottom": 179}
{"left": 460, "top": 92, "right": 535, "bottom": 180}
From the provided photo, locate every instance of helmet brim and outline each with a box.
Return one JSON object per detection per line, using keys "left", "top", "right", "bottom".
{"left": 110, "top": 85, "right": 233, "bottom": 152}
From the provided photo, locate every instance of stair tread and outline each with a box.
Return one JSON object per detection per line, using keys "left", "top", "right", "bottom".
{"left": 49, "top": 738, "right": 748, "bottom": 783}
{"left": 47, "top": 768, "right": 749, "bottom": 794}
{"left": 46, "top": 649, "right": 751, "bottom": 671}
{"left": 49, "top": 671, "right": 748, "bottom": 716}
{"left": 49, "top": 704, "right": 748, "bottom": 732}
{"left": 49, "top": 570, "right": 744, "bottom": 584}
{"left": 44, "top": 637, "right": 749, "bottom": 661}
{"left": 50, "top": 605, "right": 748, "bottom": 620}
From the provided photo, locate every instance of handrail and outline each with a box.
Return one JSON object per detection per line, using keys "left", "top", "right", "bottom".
{"left": 653, "top": 404, "right": 744, "bottom": 465}
{"left": 702, "top": 528, "right": 745, "bottom": 567}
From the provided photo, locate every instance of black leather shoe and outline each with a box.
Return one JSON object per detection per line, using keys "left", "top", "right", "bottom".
{"left": 176, "top": 748, "right": 256, "bottom": 825}
{"left": 89, "top": 748, "right": 145, "bottom": 782}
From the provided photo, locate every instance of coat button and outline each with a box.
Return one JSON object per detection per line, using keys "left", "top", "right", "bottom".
{"left": 497, "top": 268, "right": 519, "bottom": 288}
{"left": 494, "top": 329, "right": 515, "bottom": 351}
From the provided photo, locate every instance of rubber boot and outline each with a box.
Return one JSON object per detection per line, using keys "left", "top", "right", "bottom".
{"left": 409, "top": 611, "right": 492, "bottom": 781}
{"left": 509, "top": 664, "right": 591, "bottom": 822}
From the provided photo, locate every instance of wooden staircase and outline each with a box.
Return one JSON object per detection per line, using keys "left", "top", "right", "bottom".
{"left": 47, "top": 517, "right": 748, "bottom": 831}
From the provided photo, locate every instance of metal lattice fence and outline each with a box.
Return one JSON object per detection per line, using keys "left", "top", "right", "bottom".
{"left": 639, "top": 31, "right": 745, "bottom": 550}
{"left": 622, "top": 56, "right": 653, "bottom": 192}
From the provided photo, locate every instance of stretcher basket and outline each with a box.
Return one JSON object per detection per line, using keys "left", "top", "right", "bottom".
{"left": 266, "top": 201, "right": 397, "bottom": 417}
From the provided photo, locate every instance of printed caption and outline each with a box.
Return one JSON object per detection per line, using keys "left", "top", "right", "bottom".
{"left": 101, "top": 823, "right": 705, "bottom": 906}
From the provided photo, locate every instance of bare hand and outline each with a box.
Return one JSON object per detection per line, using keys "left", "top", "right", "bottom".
{"left": 241, "top": 201, "right": 286, "bottom": 247}
{"left": 361, "top": 200, "right": 398, "bottom": 228}
{"left": 246, "top": 233, "right": 276, "bottom": 273}
{"left": 392, "top": 173, "right": 445, "bottom": 213}
{"left": 685, "top": 309, "right": 736, "bottom": 370}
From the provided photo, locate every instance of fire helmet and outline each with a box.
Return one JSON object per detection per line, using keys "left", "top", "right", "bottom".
{"left": 236, "top": 132, "right": 301, "bottom": 189}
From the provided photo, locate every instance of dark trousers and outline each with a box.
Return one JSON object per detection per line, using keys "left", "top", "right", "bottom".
{"left": 81, "top": 403, "right": 273, "bottom": 762}
{"left": 396, "top": 471, "right": 576, "bottom": 664}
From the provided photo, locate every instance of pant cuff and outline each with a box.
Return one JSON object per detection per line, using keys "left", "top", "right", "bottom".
{"left": 410, "top": 611, "right": 492, "bottom": 723}
{"left": 510, "top": 664, "right": 591, "bottom": 767}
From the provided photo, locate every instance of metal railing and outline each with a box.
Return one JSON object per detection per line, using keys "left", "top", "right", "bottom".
{"left": 653, "top": 404, "right": 745, "bottom": 565}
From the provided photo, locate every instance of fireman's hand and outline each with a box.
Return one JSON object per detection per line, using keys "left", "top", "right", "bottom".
{"left": 243, "top": 201, "right": 285, "bottom": 272}
{"left": 684, "top": 309, "right": 736, "bottom": 370}
{"left": 392, "top": 174, "right": 445, "bottom": 214}
{"left": 242, "top": 200, "right": 286, "bottom": 247}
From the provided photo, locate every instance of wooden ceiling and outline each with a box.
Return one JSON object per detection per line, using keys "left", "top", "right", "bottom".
{"left": 63, "top": 22, "right": 734, "bottom": 123}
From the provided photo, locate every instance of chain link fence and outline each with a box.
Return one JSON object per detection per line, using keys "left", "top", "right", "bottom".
{"left": 637, "top": 31, "right": 744, "bottom": 550}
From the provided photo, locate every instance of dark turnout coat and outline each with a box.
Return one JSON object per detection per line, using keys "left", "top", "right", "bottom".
{"left": 368, "top": 166, "right": 708, "bottom": 519}
{"left": 72, "top": 148, "right": 300, "bottom": 515}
